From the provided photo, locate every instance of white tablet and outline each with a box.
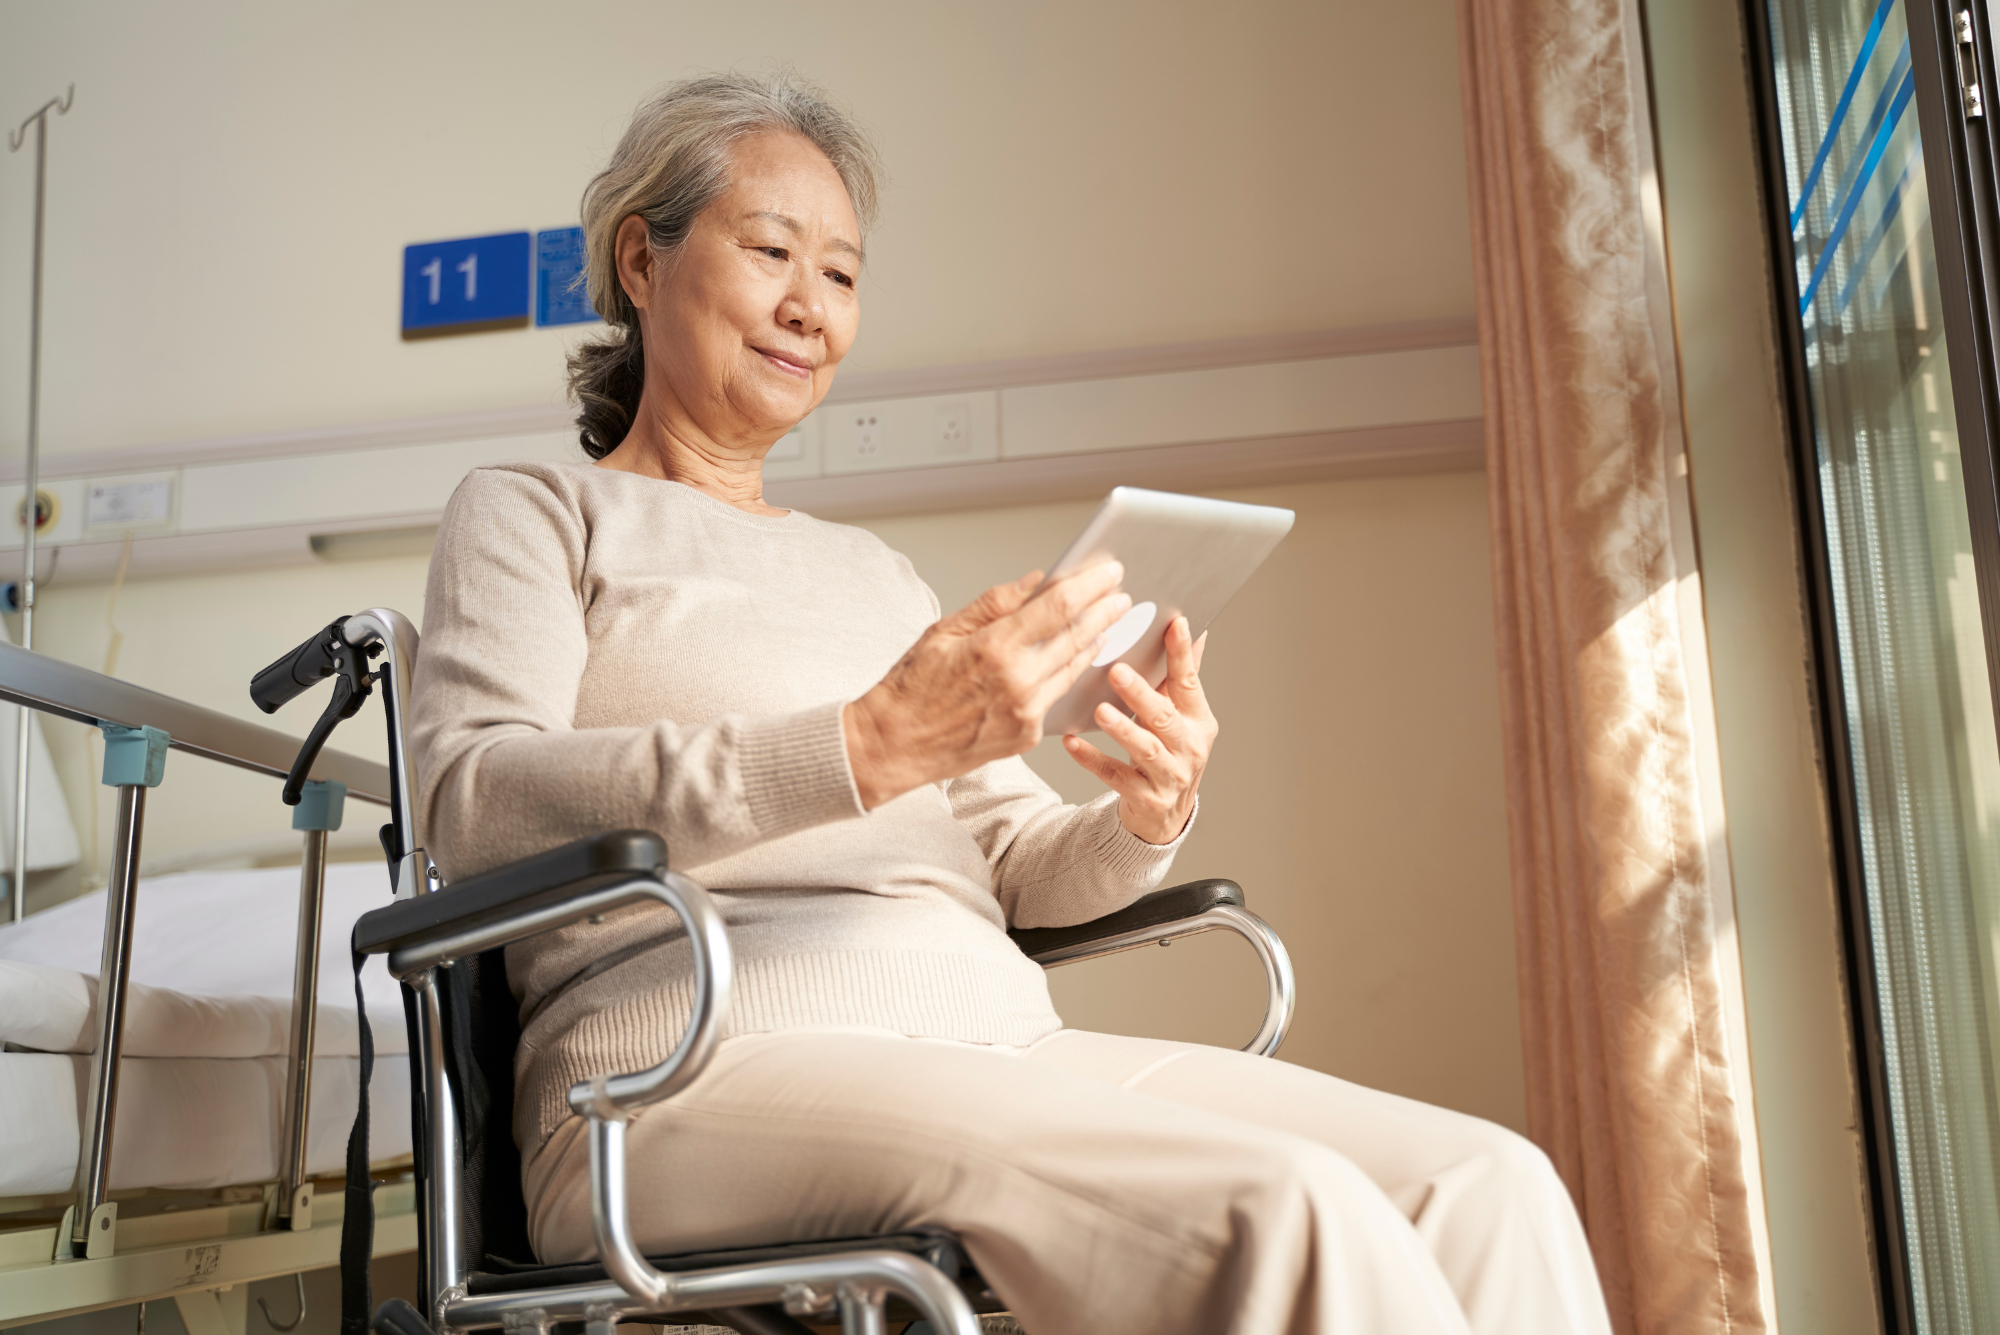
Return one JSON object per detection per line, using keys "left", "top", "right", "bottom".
{"left": 1036, "top": 487, "right": 1294, "bottom": 736}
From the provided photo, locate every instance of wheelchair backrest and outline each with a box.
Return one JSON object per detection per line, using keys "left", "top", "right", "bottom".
{"left": 435, "top": 949, "right": 537, "bottom": 1271}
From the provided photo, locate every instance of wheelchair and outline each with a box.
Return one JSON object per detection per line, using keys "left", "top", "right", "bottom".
{"left": 253, "top": 608, "right": 1297, "bottom": 1335}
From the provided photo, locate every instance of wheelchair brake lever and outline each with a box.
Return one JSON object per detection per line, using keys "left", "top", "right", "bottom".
{"left": 278, "top": 640, "right": 375, "bottom": 805}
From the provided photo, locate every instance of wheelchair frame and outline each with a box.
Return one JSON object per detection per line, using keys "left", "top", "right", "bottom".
{"left": 309, "top": 609, "right": 1298, "bottom": 1335}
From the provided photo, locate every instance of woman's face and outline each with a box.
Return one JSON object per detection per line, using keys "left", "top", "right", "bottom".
{"left": 618, "top": 131, "right": 862, "bottom": 451}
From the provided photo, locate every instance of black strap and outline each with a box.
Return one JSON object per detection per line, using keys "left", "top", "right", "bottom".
{"left": 402, "top": 984, "right": 430, "bottom": 1311}
{"left": 340, "top": 946, "right": 375, "bottom": 1335}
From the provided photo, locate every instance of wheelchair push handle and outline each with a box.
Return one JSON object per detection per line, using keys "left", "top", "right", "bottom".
{"left": 251, "top": 617, "right": 351, "bottom": 714}
{"left": 249, "top": 615, "right": 383, "bottom": 807}
{"left": 249, "top": 609, "right": 428, "bottom": 897}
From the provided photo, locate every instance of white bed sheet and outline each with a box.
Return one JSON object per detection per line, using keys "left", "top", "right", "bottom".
{"left": 0, "top": 862, "right": 407, "bottom": 1056}
{"left": 0, "top": 1050, "right": 413, "bottom": 1197}
{"left": 0, "top": 862, "right": 421, "bottom": 1197}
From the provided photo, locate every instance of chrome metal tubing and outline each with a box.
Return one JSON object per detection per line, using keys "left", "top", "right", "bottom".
{"left": 10, "top": 698, "right": 28, "bottom": 923}
{"left": 441, "top": 1253, "right": 978, "bottom": 1335}
{"left": 340, "top": 610, "right": 422, "bottom": 885}
{"left": 837, "top": 1286, "right": 887, "bottom": 1335}
{"left": 0, "top": 641, "right": 390, "bottom": 803}
{"left": 1214, "top": 905, "right": 1296, "bottom": 1056}
{"left": 69, "top": 783, "right": 144, "bottom": 1252}
{"left": 277, "top": 827, "right": 328, "bottom": 1227}
{"left": 567, "top": 872, "right": 731, "bottom": 1120}
{"left": 414, "top": 970, "right": 465, "bottom": 1310}
{"left": 9, "top": 89, "right": 67, "bottom": 923}
{"left": 7, "top": 708, "right": 21, "bottom": 922}
{"left": 589, "top": 1116, "right": 664, "bottom": 1307}
{"left": 580, "top": 1117, "right": 978, "bottom": 1335}
{"left": 381, "top": 873, "right": 730, "bottom": 1118}
{"left": 385, "top": 869, "right": 734, "bottom": 1319}
{"left": 1027, "top": 903, "right": 1296, "bottom": 1056}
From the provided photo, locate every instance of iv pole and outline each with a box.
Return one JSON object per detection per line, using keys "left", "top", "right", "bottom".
{"left": 8, "top": 87, "right": 73, "bottom": 923}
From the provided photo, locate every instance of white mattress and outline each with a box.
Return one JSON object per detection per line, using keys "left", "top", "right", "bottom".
{"left": 0, "top": 862, "right": 420, "bottom": 1197}
{"left": 0, "top": 1051, "right": 412, "bottom": 1196}
{"left": 0, "top": 863, "right": 407, "bottom": 1056}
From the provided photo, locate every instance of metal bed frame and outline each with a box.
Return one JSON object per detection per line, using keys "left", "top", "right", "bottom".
{"left": 0, "top": 630, "right": 410, "bottom": 1331}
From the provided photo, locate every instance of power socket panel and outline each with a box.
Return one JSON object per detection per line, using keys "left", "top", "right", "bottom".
{"left": 821, "top": 391, "right": 999, "bottom": 475}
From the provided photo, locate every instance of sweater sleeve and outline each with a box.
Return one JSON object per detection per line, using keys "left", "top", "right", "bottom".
{"left": 408, "top": 468, "right": 864, "bottom": 880}
{"left": 944, "top": 755, "right": 1195, "bottom": 929}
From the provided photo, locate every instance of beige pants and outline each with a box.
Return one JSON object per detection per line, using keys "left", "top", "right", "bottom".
{"left": 527, "top": 1028, "right": 1612, "bottom": 1335}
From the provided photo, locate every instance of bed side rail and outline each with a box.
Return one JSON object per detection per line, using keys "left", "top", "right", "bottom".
{"left": 0, "top": 638, "right": 392, "bottom": 802}
{"left": 0, "top": 639, "right": 392, "bottom": 1262}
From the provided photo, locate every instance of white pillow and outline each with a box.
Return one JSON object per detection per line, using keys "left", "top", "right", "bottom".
{"left": 0, "top": 958, "right": 290, "bottom": 1057}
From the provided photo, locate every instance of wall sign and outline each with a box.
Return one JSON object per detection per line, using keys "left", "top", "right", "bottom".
{"left": 86, "top": 478, "right": 174, "bottom": 531}
{"left": 401, "top": 231, "right": 531, "bottom": 336}
{"left": 536, "top": 227, "right": 598, "bottom": 327}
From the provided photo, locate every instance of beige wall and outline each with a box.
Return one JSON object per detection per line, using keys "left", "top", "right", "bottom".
{"left": 28, "top": 469, "right": 1525, "bottom": 1129}
{"left": 0, "top": 0, "right": 1472, "bottom": 458}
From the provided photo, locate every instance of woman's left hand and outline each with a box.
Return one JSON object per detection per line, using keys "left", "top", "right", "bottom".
{"left": 1062, "top": 615, "right": 1218, "bottom": 844}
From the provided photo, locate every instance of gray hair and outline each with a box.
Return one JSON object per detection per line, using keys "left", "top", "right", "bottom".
{"left": 567, "top": 73, "right": 883, "bottom": 459}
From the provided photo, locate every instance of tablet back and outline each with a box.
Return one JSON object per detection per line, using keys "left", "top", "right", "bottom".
{"left": 1040, "top": 487, "right": 1294, "bottom": 736}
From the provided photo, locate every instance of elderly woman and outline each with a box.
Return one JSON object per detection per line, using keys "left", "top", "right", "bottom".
{"left": 410, "top": 75, "right": 1610, "bottom": 1335}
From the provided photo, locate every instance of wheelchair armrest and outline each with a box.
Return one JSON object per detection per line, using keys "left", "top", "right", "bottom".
{"left": 356, "top": 828, "right": 731, "bottom": 1121}
{"left": 1007, "top": 878, "right": 1244, "bottom": 963}
{"left": 353, "top": 830, "right": 667, "bottom": 957}
{"left": 1011, "top": 878, "right": 1294, "bottom": 1056}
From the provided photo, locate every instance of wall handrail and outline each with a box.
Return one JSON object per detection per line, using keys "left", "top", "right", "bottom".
{"left": 0, "top": 641, "right": 391, "bottom": 804}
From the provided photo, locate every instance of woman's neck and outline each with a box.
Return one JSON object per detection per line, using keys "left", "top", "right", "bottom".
{"left": 595, "top": 398, "right": 790, "bottom": 518}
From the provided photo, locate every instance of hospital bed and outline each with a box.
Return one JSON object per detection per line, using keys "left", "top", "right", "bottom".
{"left": 0, "top": 634, "right": 418, "bottom": 1330}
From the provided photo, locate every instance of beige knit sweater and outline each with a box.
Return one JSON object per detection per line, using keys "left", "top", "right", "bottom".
{"left": 408, "top": 462, "right": 1191, "bottom": 1152}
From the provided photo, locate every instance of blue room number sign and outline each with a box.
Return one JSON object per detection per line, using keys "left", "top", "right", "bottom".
{"left": 536, "top": 227, "right": 599, "bottom": 327}
{"left": 402, "top": 231, "right": 532, "bottom": 336}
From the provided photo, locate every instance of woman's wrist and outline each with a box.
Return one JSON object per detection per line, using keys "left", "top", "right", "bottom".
{"left": 1118, "top": 797, "right": 1195, "bottom": 846}
{"left": 842, "top": 692, "right": 921, "bottom": 810}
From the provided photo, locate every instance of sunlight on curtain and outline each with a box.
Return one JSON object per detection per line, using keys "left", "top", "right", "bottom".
{"left": 1457, "top": 0, "right": 1768, "bottom": 1327}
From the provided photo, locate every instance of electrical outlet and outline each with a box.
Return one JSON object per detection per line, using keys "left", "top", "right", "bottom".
{"left": 848, "top": 412, "right": 886, "bottom": 460}
{"left": 933, "top": 401, "right": 973, "bottom": 456}
{"left": 822, "top": 392, "right": 999, "bottom": 475}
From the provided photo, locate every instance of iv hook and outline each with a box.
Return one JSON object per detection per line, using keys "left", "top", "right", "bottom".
{"left": 256, "top": 1273, "right": 309, "bottom": 1333}
{"left": 9, "top": 85, "right": 74, "bottom": 152}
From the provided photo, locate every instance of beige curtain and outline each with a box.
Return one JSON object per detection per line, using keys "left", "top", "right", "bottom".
{"left": 1456, "top": 2, "right": 1768, "bottom": 1333}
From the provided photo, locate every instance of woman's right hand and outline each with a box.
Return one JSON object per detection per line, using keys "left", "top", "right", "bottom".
{"left": 842, "top": 563, "right": 1130, "bottom": 809}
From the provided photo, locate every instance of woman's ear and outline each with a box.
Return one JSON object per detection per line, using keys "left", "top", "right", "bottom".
{"left": 614, "top": 214, "right": 656, "bottom": 311}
